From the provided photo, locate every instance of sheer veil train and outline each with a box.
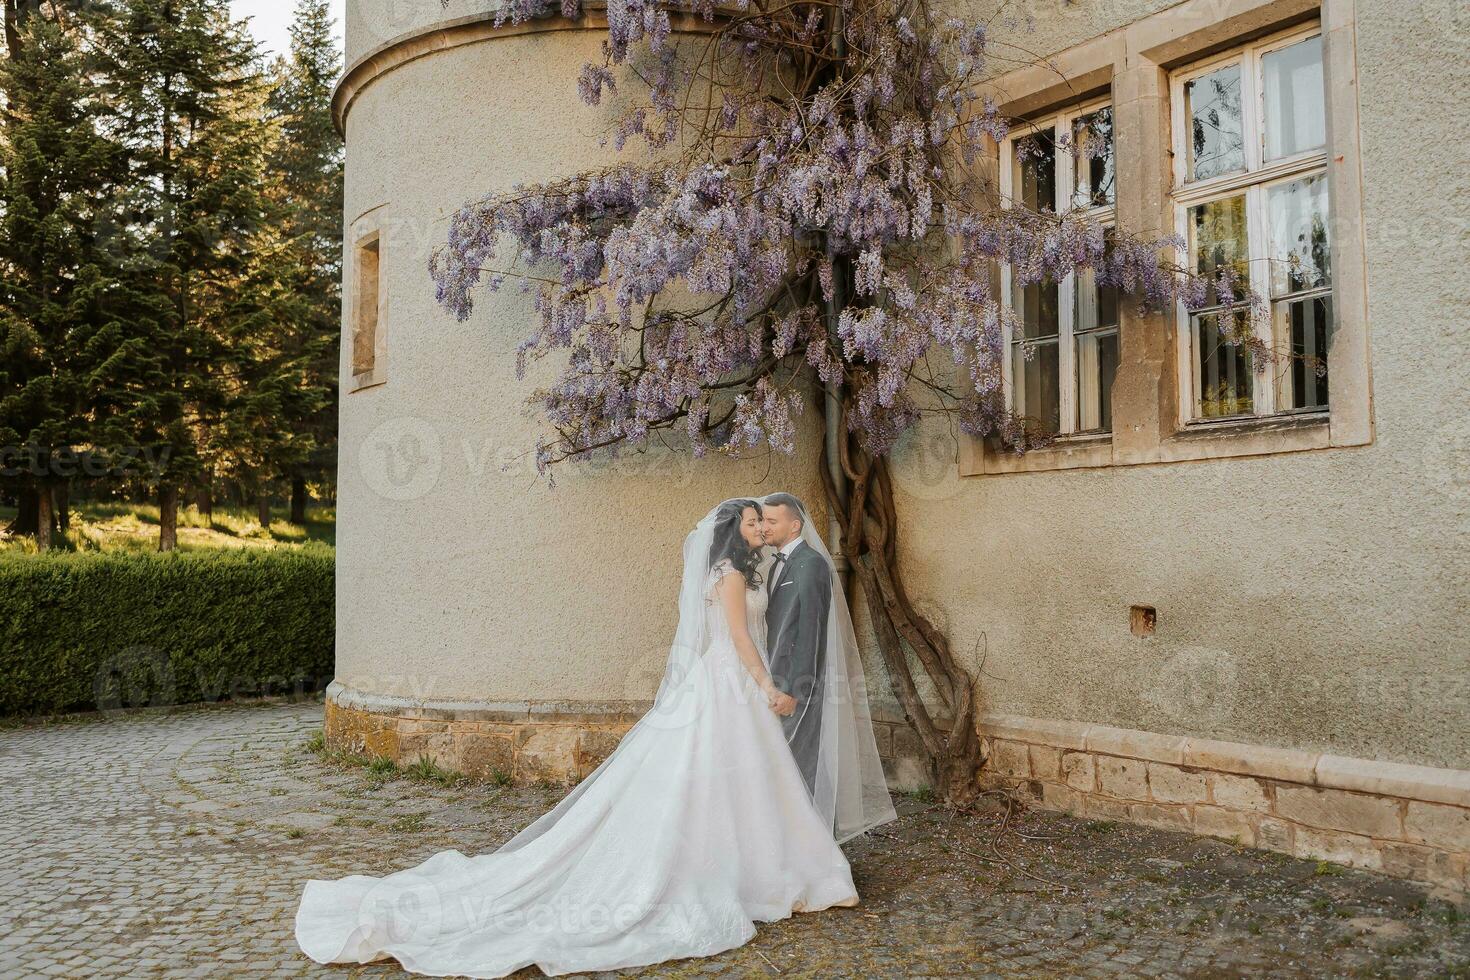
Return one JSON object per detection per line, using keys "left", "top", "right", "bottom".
{"left": 294, "top": 495, "right": 897, "bottom": 977}
{"left": 498, "top": 494, "right": 897, "bottom": 854}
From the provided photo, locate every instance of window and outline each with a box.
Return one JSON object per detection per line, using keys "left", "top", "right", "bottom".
{"left": 1171, "top": 26, "right": 1331, "bottom": 422}
{"left": 999, "top": 100, "right": 1118, "bottom": 437}
{"left": 352, "top": 232, "right": 382, "bottom": 388}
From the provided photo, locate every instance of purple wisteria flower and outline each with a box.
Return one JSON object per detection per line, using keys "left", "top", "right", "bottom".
{"left": 430, "top": 0, "right": 1229, "bottom": 468}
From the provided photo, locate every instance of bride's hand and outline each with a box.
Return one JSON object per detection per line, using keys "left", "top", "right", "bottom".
{"left": 768, "top": 690, "right": 798, "bottom": 716}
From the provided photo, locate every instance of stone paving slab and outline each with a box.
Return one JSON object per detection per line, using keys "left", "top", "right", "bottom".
{"left": 2, "top": 698, "right": 1467, "bottom": 978}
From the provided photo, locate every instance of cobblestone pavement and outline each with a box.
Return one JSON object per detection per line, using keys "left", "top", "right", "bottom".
{"left": 3, "top": 698, "right": 1467, "bottom": 978}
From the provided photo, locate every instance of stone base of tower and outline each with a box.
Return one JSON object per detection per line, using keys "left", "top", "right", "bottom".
{"left": 321, "top": 680, "right": 931, "bottom": 789}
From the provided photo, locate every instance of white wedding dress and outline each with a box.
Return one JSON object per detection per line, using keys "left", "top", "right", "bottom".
{"left": 295, "top": 557, "right": 861, "bottom": 977}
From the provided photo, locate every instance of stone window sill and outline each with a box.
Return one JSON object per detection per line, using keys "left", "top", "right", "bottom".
{"left": 961, "top": 411, "right": 1354, "bottom": 477}
{"left": 349, "top": 368, "right": 387, "bottom": 392}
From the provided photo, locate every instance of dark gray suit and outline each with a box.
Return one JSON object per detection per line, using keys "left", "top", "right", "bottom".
{"left": 764, "top": 540, "right": 831, "bottom": 797}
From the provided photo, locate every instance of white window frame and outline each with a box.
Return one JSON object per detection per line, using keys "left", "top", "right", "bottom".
{"left": 999, "top": 97, "right": 1117, "bottom": 438}
{"left": 1169, "top": 22, "right": 1330, "bottom": 426}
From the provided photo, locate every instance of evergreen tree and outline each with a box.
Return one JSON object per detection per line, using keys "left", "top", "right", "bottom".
{"left": 0, "top": 10, "right": 125, "bottom": 548}
{"left": 90, "top": 0, "right": 270, "bottom": 549}
{"left": 264, "top": 0, "right": 343, "bottom": 524}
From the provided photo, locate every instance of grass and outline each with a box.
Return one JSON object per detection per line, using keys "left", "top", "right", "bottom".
{"left": 0, "top": 500, "right": 335, "bottom": 556}
{"left": 404, "top": 754, "right": 470, "bottom": 788}
{"left": 391, "top": 813, "right": 429, "bottom": 833}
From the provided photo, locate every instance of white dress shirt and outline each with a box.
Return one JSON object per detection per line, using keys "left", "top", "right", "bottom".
{"left": 768, "top": 536, "right": 803, "bottom": 592}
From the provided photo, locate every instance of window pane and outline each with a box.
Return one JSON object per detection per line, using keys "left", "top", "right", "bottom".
{"left": 1188, "top": 195, "right": 1249, "bottom": 307}
{"left": 1072, "top": 108, "right": 1115, "bottom": 208}
{"left": 353, "top": 238, "right": 380, "bottom": 376}
{"left": 1013, "top": 127, "right": 1057, "bottom": 211}
{"left": 1013, "top": 340, "right": 1060, "bottom": 435}
{"left": 1075, "top": 264, "right": 1119, "bottom": 334}
{"left": 1194, "top": 310, "right": 1254, "bottom": 418}
{"left": 1275, "top": 295, "right": 1331, "bottom": 411}
{"left": 1263, "top": 35, "right": 1325, "bottom": 162}
{"left": 1268, "top": 173, "right": 1331, "bottom": 296}
{"left": 1076, "top": 330, "right": 1118, "bottom": 432}
{"left": 1014, "top": 278, "right": 1060, "bottom": 340}
{"left": 1184, "top": 64, "right": 1245, "bottom": 181}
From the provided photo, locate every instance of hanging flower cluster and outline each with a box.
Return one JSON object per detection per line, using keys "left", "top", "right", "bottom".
{"left": 430, "top": 0, "right": 1225, "bottom": 471}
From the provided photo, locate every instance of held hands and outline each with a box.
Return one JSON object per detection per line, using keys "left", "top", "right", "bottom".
{"left": 764, "top": 685, "right": 798, "bottom": 717}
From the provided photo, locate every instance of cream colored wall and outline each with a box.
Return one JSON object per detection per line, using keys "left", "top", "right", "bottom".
{"left": 335, "top": 20, "right": 823, "bottom": 705}
{"left": 882, "top": 0, "right": 1470, "bottom": 770}
{"left": 336, "top": 0, "right": 1468, "bottom": 771}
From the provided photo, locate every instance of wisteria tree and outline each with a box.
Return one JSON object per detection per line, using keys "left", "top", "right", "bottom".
{"left": 430, "top": 0, "right": 1242, "bottom": 802}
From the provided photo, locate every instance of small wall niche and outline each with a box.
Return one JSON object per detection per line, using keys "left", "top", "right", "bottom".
{"left": 1130, "top": 604, "right": 1157, "bottom": 637}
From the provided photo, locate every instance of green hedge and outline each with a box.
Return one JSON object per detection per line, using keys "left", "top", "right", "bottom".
{"left": 0, "top": 547, "right": 334, "bottom": 716}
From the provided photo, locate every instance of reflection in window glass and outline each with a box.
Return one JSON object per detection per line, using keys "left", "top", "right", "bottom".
{"left": 1072, "top": 108, "right": 1115, "bottom": 208}
{"left": 1012, "top": 274, "right": 1060, "bottom": 434}
{"left": 1014, "top": 340, "right": 1061, "bottom": 435}
{"left": 1016, "top": 279, "right": 1060, "bottom": 340}
{"left": 1014, "top": 127, "right": 1057, "bottom": 211}
{"left": 1194, "top": 309, "right": 1254, "bottom": 418}
{"left": 1074, "top": 250, "right": 1119, "bottom": 432}
{"left": 1268, "top": 174, "right": 1331, "bottom": 296}
{"left": 1188, "top": 195, "right": 1250, "bottom": 307}
{"left": 1263, "top": 35, "right": 1325, "bottom": 162}
{"left": 1185, "top": 64, "right": 1245, "bottom": 181}
{"left": 1276, "top": 296, "right": 1331, "bottom": 411}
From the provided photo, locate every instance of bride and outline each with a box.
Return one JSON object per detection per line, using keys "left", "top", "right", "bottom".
{"left": 295, "top": 495, "right": 897, "bottom": 977}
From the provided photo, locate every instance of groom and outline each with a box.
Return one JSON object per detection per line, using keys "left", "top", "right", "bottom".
{"left": 761, "top": 493, "right": 831, "bottom": 798}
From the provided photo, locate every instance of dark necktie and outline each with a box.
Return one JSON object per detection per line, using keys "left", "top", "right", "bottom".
{"left": 767, "top": 551, "right": 787, "bottom": 596}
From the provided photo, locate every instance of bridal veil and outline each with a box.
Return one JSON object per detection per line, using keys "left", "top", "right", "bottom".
{"left": 493, "top": 496, "right": 896, "bottom": 855}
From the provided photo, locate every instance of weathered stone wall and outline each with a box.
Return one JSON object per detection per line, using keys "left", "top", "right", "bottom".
{"left": 978, "top": 714, "right": 1470, "bottom": 897}
{"left": 323, "top": 682, "right": 937, "bottom": 790}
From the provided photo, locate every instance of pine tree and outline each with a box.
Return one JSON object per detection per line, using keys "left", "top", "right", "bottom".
{"left": 90, "top": 0, "right": 271, "bottom": 549}
{"left": 264, "top": 0, "right": 343, "bottom": 524}
{"left": 0, "top": 10, "right": 126, "bottom": 548}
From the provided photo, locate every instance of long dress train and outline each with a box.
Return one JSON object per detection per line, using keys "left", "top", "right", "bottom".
{"left": 294, "top": 561, "right": 859, "bottom": 977}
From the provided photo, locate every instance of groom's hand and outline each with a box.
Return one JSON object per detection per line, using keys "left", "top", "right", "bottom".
{"left": 769, "top": 691, "right": 797, "bottom": 716}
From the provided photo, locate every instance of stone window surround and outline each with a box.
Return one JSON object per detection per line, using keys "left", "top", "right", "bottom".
{"left": 960, "top": 0, "right": 1373, "bottom": 477}
{"left": 349, "top": 215, "right": 388, "bottom": 393}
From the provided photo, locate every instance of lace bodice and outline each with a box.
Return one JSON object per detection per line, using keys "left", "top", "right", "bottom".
{"left": 705, "top": 558, "right": 769, "bottom": 652}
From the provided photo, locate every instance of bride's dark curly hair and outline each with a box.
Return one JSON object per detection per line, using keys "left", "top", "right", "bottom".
{"left": 709, "top": 499, "right": 764, "bottom": 590}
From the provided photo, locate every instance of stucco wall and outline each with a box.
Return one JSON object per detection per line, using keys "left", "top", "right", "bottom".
{"left": 334, "top": 0, "right": 1468, "bottom": 772}
{"left": 335, "top": 21, "right": 823, "bottom": 705}
{"left": 881, "top": 0, "right": 1470, "bottom": 770}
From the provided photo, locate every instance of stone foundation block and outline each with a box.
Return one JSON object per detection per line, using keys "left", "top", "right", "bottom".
{"left": 1404, "top": 801, "right": 1470, "bottom": 851}
{"left": 1294, "top": 826, "right": 1383, "bottom": 872}
{"left": 1097, "top": 756, "right": 1149, "bottom": 801}
{"left": 1148, "top": 763, "right": 1208, "bottom": 804}
{"left": 1274, "top": 785, "right": 1402, "bottom": 838}
{"left": 1211, "top": 772, "right": 1272, "bottom": 812}
{"left": 1062, "top": 752, "right": 1096, "bottom": 791}
{"left": 1193, "top": 804, "right": 1257, "bottom": 845}
{"left": 989, "top": 739, "right": 1030, "bottom": 777}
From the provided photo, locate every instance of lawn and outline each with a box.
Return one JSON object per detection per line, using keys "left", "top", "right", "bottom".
{"left": 0, "top": 501, "right": 336, "bottom": 556}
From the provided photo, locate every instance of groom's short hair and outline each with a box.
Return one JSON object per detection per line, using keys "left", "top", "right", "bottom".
{"left": 764, "top": 493, "right": 806, "bottom": 530}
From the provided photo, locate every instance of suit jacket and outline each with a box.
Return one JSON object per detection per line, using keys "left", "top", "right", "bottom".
{"left": 765, "top": 540, "right": 832, "bottom": 794}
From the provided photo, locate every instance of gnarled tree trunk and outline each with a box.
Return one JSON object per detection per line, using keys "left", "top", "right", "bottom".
{"left": 820, "top": 403, "right": 985, "bottom": 805}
